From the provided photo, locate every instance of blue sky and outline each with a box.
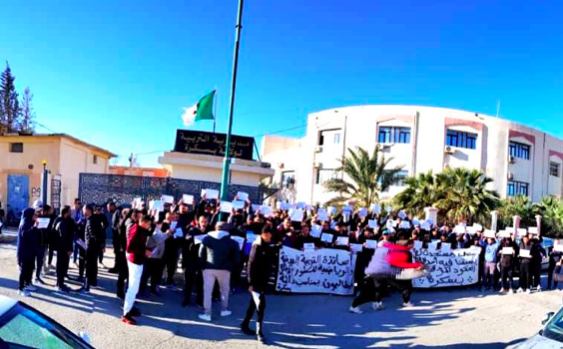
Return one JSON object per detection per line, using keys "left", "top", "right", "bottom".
{"left": 2, "top": 0, "right": 562, "bottom": 166}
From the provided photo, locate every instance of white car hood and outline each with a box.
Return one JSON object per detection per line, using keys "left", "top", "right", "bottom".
{"left": 517, "top": 334, "right": 563, "bottom": 349}
{"left": 0, "top": 295, "right": 17, "bottom": 317}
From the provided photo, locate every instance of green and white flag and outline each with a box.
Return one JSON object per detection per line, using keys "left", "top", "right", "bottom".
{"left": 182, "top": 90, "right": 216, "bottom": 126}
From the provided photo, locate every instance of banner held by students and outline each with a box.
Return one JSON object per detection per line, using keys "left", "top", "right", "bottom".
{"left": 412, "top": 247, "right": 480, "bottom": 288}
{"left": 276, "top": 246, "right": 356, "bottom": 296}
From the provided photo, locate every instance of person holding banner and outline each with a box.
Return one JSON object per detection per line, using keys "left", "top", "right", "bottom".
{"left": 182, "top": 216, "right": 209, "bottom": 308}
{"left": 498, "top": 235, "right": 519, "bottom": 293}
{"left": 517, "top": 233, "right": 537, "bottom": 294}
{"left": 296, "top": 224, "right": 317, "bottom": 250}
{"left": 241, "top": 225, "right": 275, "bottom": 343}
{"left": 482, "top": 234, "right": 500, "bottom": 291}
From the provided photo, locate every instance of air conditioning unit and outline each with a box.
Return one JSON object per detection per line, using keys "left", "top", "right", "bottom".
{"left": 508, "top": 155, "right": 516, "bottom": 164}
{"left": 382, "top": 144, "right": 392, "bottom": 151}
{"left": 313, "top": 162, "right": 322, "bottom": 169}
{"left": 315, "top": 145, "right": 323, "bottom": 153}
{"left": 260, "top": 162, "right": 272, "bottom": 168}
{"left": 444, "top": 146, "right": 455, "bottom": 154}
{"left": 507, "top": 172, "right": 514, "bottom": 180}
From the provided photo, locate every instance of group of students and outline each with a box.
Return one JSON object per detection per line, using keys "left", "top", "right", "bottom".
{"left": 15, "top": 196, "right": 557, "bottom": 341}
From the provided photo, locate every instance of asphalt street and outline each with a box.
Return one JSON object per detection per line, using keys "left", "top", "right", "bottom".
{"left": 0, "top": 241, "right": 560, "bottom": 349}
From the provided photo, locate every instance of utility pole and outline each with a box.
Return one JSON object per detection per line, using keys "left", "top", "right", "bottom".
{"left": 219, "top": 0, "right": 244, "bottom": 218}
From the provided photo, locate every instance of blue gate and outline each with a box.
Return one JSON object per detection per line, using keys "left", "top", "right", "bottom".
{"left": 7, "top": 174, "right": 29, "bottom": 225}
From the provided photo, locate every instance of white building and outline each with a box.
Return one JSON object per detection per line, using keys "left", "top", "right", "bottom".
{"left": 261, "top": 105, "right": 563, "bottom": 205}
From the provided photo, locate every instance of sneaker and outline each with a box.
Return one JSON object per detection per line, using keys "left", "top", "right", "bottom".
{"left": 77, "top": 287, "right": 90, "bottom": 294}
{"left": 220, "top": 310, "right": 232, "bottom": 317}
{"left": 526, "top": 289, "right": 531, "bottom": 294}
{"left": 35, "top": 278, "right": 46, "bottom": 285}
{"left": 403, "top": 302, "right": 414, "bottom": 308}
{"left": 57, "top": 286, "right": 70, "bottom": 293}
{"left": 517, "top": 288, "right": 523, "bottom": 294}
{"left": 372, "top": 302, "right": 384, "bottom": 310}
{"left": 129, "top": 307, "right": 142, "bottom": 317}
{"left": 241, "top": 324, "right": 254, "bottom": 336}
{"left": 198, "top": 314, "right": 212, "bottom": 322}
{"left": 348, "top": 306, "right": 363, "bottom": 314}
{"left": 26, "top": 285, "right": 37, "bottom": 292}
{"left": 18, "top": 289, "right": 31, "bottom": 297}
{"left": 121, "top": 314, "right": 137, "bottom": 325}
{"left": 537, "top": 286, "right": 542, "bottom": 293}
{"left": 509, "top": 289, "right": 514, "bottom": 294}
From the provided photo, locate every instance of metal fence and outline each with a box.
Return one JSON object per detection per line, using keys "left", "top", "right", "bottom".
{"left": 78, "top": 173, "right": 265, "bottom": 206}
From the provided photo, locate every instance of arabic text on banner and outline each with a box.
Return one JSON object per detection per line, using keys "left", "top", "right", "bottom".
{"left": 412, "top": 247, "right": 480, "bottom": 288}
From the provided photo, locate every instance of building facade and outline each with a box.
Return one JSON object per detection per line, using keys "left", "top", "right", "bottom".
{"left": 0, "top": 134, "right": 115, "bottom": 221}
{"left": 262, "top": 105, "right": 563, "bottom": 205}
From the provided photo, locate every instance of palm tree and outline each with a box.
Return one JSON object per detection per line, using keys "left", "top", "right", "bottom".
{"left": 323, "top": 146, "right": 402, "bottom": 207}
{"left": 436, "top": 168, "right": 500, "bottom": 224}
{"left": 395, "top": 171, "right": 443, "bottom": 217}
{"left": 498, "top": 195, "right": 537, "bottom": 229}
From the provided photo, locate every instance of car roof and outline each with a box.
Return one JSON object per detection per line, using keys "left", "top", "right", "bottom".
{"left": 0, "top": 295, "right": 18, "bottom": 317}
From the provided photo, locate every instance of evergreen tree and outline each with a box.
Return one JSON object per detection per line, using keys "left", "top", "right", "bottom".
{"left": 19, "top": 87, "right": 35, "bottom": 133}
{"left": 0, "top": 63, "right": 21, "bottom": 134}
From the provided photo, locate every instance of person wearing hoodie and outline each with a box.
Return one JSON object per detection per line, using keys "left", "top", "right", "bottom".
{"left": 122, "top": 215, "right": 152, "bottom": 326}
{"left": 548, "top": 243, "right": 563, "bottom": 290}
{"left": 198, "top": 222, "right": 241, "bottom": 322}
{"left": 482, "top": 237, "right": 500, "bottom": 291}
{"left": 518, "top": 233, "right": 538, "bottom": 294}
{"left": 498, "top": 235, "right": 519, "bottom": 293}
{"left": 17, "top": 208, "right": 39, "bottom": 297}
{"left": 350, "top": 239, "right": 424, "bottom": 314}
{"left": 241, "top": 225, "right": 275, "bottom": 343}
{"left": 141, "top": 220, "right": 170, "bottom": 296}
{"left": 54, "top": 206, "right": 75, "bottom": 293}
{"left": 78, "top": 204, "right": 106, "bottom": 293}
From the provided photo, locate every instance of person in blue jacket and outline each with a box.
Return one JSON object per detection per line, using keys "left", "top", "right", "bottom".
{"left": 482, "top": 235, "right": 500, "bottom": 291}
{"left": 17, "top": 208, "right": 39, "bottom": 297}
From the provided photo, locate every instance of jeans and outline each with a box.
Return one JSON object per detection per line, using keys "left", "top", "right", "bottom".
{"left": 85, "top": 246, "right": 99, "bottom": 289}
{"left": 203, "top": 270, "right": 231, "bottom": 315}
{"left": 500, "top": 265, "right": 514, "bottom": 290}
{"left": 19, "top": 257, "right": 35, "bottom": 291}
{"left": 520, "top": 261, "right": 531, "bottom": 290}
{"left": 123, "top": 261, "right": 143, "bottom": 316}
{"left": 183, "top": 264, "right": 203, "bottom": 305}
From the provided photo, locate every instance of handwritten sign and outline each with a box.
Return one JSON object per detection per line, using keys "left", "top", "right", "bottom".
{"left": 520, "top": 249, "right": 531, "bottom": 258}
{"left": 321, "top": 233, "right": 334, "bottom": 244}
{"left": 412, "top": 248, "right": 480, "bottom": 288}
{"left": 150, "top": 200, "right": 164, "bottom": 212}
{"left": 365, "top": 240, "right": 377, "bottom": 249}
{"left": 37, "top": 218, "right": 50, "bottom": 229}
{"left": 182, "top": 195, "right": 195, "bottom": 204}
{"left": 236, "top": 192, "right": 249, "bottom": 201}
{"left": 161, "top": 195, "right": 175, "bottom": 204}
{"left": 276, "top": 246, "right": 356, "bottom": 295}
{"left": 336, "top": 236, "right": 349, "bottom": 246}
{"left": 174, "top": 129, "right": 254, "bottom": 160}
{"left": 311, "top": 225, "right": 322, "bottom": 238}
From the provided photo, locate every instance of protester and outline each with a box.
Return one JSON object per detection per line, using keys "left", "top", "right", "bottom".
{"left": 498, "top": 235, "right": 518, "bottom": 293}
{"left": 71, "top": 198, "right": 83, "bottom": 266}
{"left": 35, "top": 204, "right": 50, "bottom": 285}
{"left": 106, "top": 202, "right": 119, "bottom": 274}
{"left": 482, "top": 236, "right": 500, "bottom": 291}
{"left": 182, "top": 215, "right": 208, "bottom": 308}
{"left": 141, "top": 219, "right": 170, "bottom": 296}
{"left": 79, "top": 204, "right": 106, "bottom": 293}
{"left": 116, "top": 209, "right": 134, "bottom": 299}
{"left": 17, "top": 208, "right": 39, "bottom": 297}
{"left": 548, "top": 243, "right": 563, "bottom": 290}
{"left": 517, "top": 233, "right": 536, "bottom": 294}
{"left": 122, "top": 215, "right": 152, "bottom": 325}
{"left": 241, "top": 225, "right": 275, "bottom": 342}
{"left": 198, "top": 222, "right": 241, "bottom": 322}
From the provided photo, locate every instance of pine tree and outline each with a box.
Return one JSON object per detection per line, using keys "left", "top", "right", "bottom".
{"left": 19, "top": 87, "right": 35, "bottom": 133}
{"left": 0, "top": 63, "right": 21, "bottom": 134}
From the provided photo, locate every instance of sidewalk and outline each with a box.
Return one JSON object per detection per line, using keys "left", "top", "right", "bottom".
{"left": 0, "top": 227, "right": 17, "bottom": 243}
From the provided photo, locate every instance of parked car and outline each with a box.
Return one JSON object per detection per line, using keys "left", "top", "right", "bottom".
{"left": 516, "top": 305, "right": 563, "bottom": 348}
{"left": 0, "top": 295, "right": 94, "bottom": 349}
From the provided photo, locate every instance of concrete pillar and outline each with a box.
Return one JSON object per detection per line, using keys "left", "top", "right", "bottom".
{"left": 536, "top": 215, "right": 542, "bottom": 237}
{"left": 490, "top": 211, "right": 499, "bottom": 232}
{"left": 425, "top": 207, "right": 439, "bottom": 225}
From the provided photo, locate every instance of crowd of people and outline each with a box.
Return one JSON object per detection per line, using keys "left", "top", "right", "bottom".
{"left": 14, "top": 195, "right": 558, "bottom": 341}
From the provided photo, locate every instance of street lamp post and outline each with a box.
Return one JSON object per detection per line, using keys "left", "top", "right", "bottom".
{"left": 219, "top": 0, "right": 245, "bottom": 219}
{"left": 41, "top": 160, "right": 48, "bottom": 206}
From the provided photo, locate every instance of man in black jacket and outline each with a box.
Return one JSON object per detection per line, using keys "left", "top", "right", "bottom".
{"left": 241, "top": 225, "right": 274, "bottom": 342}
{"left": 182, "top": 215, "right": 208, "bottom": 308}
{"left": 55, "top": 206, "right": 75, "bottom": 292}
{"left": 80, "top": 204, "right": 106, "bottom": 293}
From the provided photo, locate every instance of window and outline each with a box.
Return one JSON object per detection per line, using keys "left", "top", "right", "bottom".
{"left": 550, "top": 162, "right": 560, "bottom": 177}
{"left": 10, "top": 142, "right": 23, "bottom": 153}
{"left": 318, "top": 129, "right": 342, "bottom": 150}
{"left": 281, "top": 171, "right": 296, "bottom": 187}
{"left": 93, "top": 155, "right": 98, "bottom": 164}
{"left": 509, "top": 141, "right": 531, "bottom": 160}
{"left": 380, "top": 170, "right": 409, "bottom": 190}
{"left": 333, "top": 133, "right": 341, "bottom": 144}
{"left": 446, "top": 130, "right": 477, "bottom": 149}
{"left": 378, "top": 126, "right": 411, "bottom": 144}
{"left": 316, "top": 169, "right": 340, "bottom": 185}
{"left": 507, "top": 180, "right": 529, "bottom": 197}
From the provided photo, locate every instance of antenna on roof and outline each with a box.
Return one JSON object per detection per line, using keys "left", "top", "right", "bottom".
{"left": 496, "top": 100, "right": 501, "bottom": 118}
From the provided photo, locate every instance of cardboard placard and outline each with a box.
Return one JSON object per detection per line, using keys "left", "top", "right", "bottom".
{"left": 502, "top": 247, "right": 514, "bottom": 255}
{"left": 497, "top": 230, "right": 511, "bottom": 238}
{"left": 151, "top": 200, "right": 164, "bottom": 212}
{"left": 370, "top": 203, "right": 381, "bottom": 214}
{"left": 37, "top": 218, "right": 50, "bottom": 229}
{"left": 296, "top": 202, "right": 307, "bottom": 209}
{"left": 517, "top": 228, "right": 528, "bottom": 237}
{"left": 321, "top": 233, "right": 334, "bottom": 243}
{"left": 202, "top": 189, "right": 219, "bottom": 200}
{"left": 365, "top": 240, "right": 377, "bottom": 249}
{"left": 182, "top": 194, "right": 195, "bottom": 205}
{"left": 303, "top": 243, "right": 316, "bottom": 251}
{"left": 290, "top": 209, "right": 304, "bottom": 222}
{"left": 368, "top": 220, "right": 378, "bottom": 229}
{"left": 484, "top": 230, "right": 496, "bottom": 239}
{"left": 385, "top": 205, "right": 393, "bottom": 213}
{"left": 336, "top": 236, "right": 349, "bottom": 246}
{"left": 220, "top": 201, "right": 233, "bottom": 213}
{"left": 311, "top": 225, "right": 322, "bottom": 238}
{"left": 236, "top": 192, "right": 249, "bottom": 201}
{"left": 259, "top": 205, "right": 273, "bottom": 217}
{"left": 519, "top": 249, "right": 531, "bottom": 258}
{"left": 232, "top": 201, "right": 245, "bottom": 210}
{"left": 358, "top": 208, "right": 368, "bottom": 218}
{"left": 317, "top": 209, "right": 329, "bottom": 222}
{"left": 350, "top": 243, "right": 363, "bottom": 253}
{"left": 280, "top": 202, "right": 292, "bottom": 210}
{"left": 398, "top": 210, "right": 406, "bottom": 219}
{"left": 251, "top": 204, "right": 261, "bottom": 213}
{"left": 161, "top": 195, "right": 175, "bottom": 204}
{"left": 528, "top": 227, "right": 539, "bottom": 235}
{"left": 328, "top": 206, "right": 337, "bottom": 216}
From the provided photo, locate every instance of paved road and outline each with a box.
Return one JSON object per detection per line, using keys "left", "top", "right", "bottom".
{"left": 0, "top": 242, "right": 560, "bottom": 349}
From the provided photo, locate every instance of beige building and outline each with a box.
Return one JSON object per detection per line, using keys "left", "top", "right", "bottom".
{"left": 262, "top": 105, "right": 563, "bottom": 205}
{"left": 0, "top": 133, "right": 115, "bottom": 220}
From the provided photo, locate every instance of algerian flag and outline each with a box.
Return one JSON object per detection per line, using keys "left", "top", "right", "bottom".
{"left": 182, "top": 90, "right": 216, "bottom": 126}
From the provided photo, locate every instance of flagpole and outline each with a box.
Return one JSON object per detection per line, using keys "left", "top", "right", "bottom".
{"left": 213, "top": 87, "right": 218, "bottom": 133}
{"left": 219, "top": 0, "right": 244, "bottom": 218}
